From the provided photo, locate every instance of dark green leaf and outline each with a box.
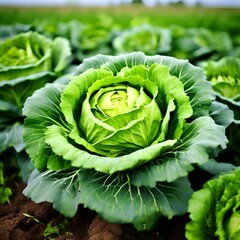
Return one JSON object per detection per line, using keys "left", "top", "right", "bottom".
{"left": 23, "top": 168, "right": 81, "bottom": 217}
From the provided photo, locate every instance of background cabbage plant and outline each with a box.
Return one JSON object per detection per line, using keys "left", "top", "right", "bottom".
{"left": 113, "top": 24, "right": 171, "bottom": 55}
{"left": 204, "top": 57, "right": 240, "bottom": 101}
{"left": 203, "top": 56, "right": 240, "bottom": 166}
{"left": 0, "top": 31, "right": 71, "bottom": 154}
{"left": 186, "top": 167, "right": 240, "bottom": 240}
{"left": 66, "top": 17, "right": 115, "bottom": 62}
{"left": 23, "top": 52, "right": 229, "bottom": 231}
{"left": 170, "top": 26, "right": 233, "bottom": 63}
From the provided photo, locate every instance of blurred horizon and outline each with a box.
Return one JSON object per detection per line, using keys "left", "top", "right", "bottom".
{"left": 0, "top": 0, "right": 239, "bottom": 7}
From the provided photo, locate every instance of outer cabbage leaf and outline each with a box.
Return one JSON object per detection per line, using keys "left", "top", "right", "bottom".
{"left": 23, "top": 168, "right": 82, "bottom": 217}
{"left": 186, "top": 168, "right": 240, "bottom": 240}
{"left": 130, "top": 116, "right": 227, "bottom": 186}
{"left": 0, "top": 72, "right": 53, "bottom": 110}
{"left": 209, "top": 101, "right": 234, "bottom": 128}
{"left": 23, "top": 83, "right": 72, "bottom": 171}
{"left": 78, "top": 170, "right": 192, "bottom": 231}
{"left": 16, "top": 150, "right": 35, "bottom": 183}
{"left": 199, "top": 158, "right": 236, "bottom": 176}
{"left": 23, "top": 167, "right": 192, "bottom": 231}
{"left": 0, "top": 23, "right": 32, "bottom": 40}
{"left": 0, "top": 122, "right": 23, "bottom": 153}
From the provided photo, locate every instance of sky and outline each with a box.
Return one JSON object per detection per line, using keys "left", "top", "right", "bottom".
{"left": 0, "top": 0, "right": 239, "bottom": 6}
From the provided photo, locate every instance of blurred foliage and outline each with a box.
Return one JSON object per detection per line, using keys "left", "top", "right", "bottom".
{"left": 0, "top": 5, "right": 239, "bottom": 37}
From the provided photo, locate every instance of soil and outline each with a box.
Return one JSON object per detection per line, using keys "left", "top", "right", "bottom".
{"left": 0, "top": 180, "right": 188, "bottom": 240}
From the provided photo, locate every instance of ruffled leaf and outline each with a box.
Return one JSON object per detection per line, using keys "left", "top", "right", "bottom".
{"left": 186, "top": 168, "right": 240, "bottom": 240}
{"left": 130, "top": 116, "right": 228, "bottom": 186}
{"left": 23, "top": 168, "right": 82, "bottom": 217}
{"left": 44, "top": 123, "right": 177, "bottom": 174}
{"left": 0, "top": 122, "right": 23, "bottom": 153}
{"left": 78, "top": 170, "right": 192, "bottom": 231}
{"left": 23, "top": 83, "right": 71, "bottom": 171}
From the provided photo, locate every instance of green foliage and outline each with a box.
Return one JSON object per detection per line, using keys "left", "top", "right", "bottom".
{"left": 43, "top": 219, "right": 69, "bottom": 239}
{"left": 186, "top": 168, "right": 240, "bottom": 240}
{"left": 0, "top": 7, "right": 239, "bottom": 235}
{"left": 23, "top": 212, "right": 69, "bottom": 239}
{"left": 0, "top": 150, "right": 20, "bottom": 204}
{"left": 132, "top": 0, "right": 143, "bottom": 4}
{"left": 0, "top": 30, "right": 71, "bottom": 210}
{"left": 170, "top": 26, "right": 233, "bottom": 61}
{"left": 113, "top": 24, "right": 171, "bottom": 55}
{"left": 0, "top": 23, "right": 32, "bottom": 40}
{"left": 0, "top": 6, "right": 239, "bottom": 38}
{"left": 0, "top": 161, "right": 12, "bottom": 204}
{"left": 0, "top": 31, "right": 71, "bottom": 154}
{"left": 204, "top": 57, "right": 240, "bottom": 100}
{"left": 204, "top": 57, "right": 240, "bottom": 167}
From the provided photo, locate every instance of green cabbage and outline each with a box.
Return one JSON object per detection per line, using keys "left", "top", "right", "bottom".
{"left": 0, "top": 31, "right": 71, "bottom": 82}
{"left": 0, "top": 31, "right": 71, "bottom": 153}
{"left": 204, "top": 57, "right": 240, "bottom": 102}
{"left": 67, "top": 19, "right": 114, "bottom": 62}
{"left": 186, "top": 168, "right": 240, "bottom": 240}
{"left": 34, "top": 18, "right": 114, "bottom": 62}
{"left": 204, "top": 57, "right": 240, "bottom": 165}
{"left": 23, "top": 52, "right": 228, "bottom": 231}
{"left": 171, "top": 26, "right": 233, "bottom": 62}
{"left": 113, "top": 24, "right": 171, "bottom": 55}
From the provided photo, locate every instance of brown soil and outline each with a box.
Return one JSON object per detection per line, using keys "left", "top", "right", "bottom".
{"left": 0, "top": 181, "right": 188, "bottom": 240}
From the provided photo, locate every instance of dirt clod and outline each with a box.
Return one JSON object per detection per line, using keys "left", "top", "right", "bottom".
{"left": 88, "top": 215, "right": 123, "bottom": 240}
{"left": 0, "top": 181, "right": 187, "bottom": 240}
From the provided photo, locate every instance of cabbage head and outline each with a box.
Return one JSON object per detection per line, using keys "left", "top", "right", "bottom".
{"left": 113, "top": 24, "right": 171, "bottom": 55}
{"left": 186, "top": 167, "right": 240, "bottom": 240}
{"left": 204, "top": 56, "right": 240, "bottom": 102}
{"left": 0, "top": 31, "right": 71, "bottom": 153}
{"left": 204, "top": 57, "right": 240, "bottom": 165}
{"left": 67, "top": 19, "right": 114, "bottom": 62}
{"left": 23, "top": 52, "right": 228, "bottom": 231}
{"left": 170, "top": 26, "right": 233, "bottom": 62}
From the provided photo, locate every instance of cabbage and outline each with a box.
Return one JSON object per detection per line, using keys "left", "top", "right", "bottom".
{"left": 0, "top": 31, "right": 71, "bottom": 82}
{"left": 204, "top": 56, "right": 240, "bottom": 102}
{"left": 34, "top": 16, "right": 114, "bottom": 61}
{"left": 171, "top": 26, "right": 233, "bottom": 62}
{"left": 113, "top": 24, "right": 171, "bottom": 55}
{"left": 23, "top": 52, "right": 228, "bottom": 231}
{"left": 0, "top": 31, "right": 71, "bottom": 153}
{"left": 66, "top": 19, "right": 114, "bottom": 62}
{"left": 204, "top": 57, "right": 240, "bottom": 165}
{"left": 186, "top": 168, "right": 240, "bottom": 240}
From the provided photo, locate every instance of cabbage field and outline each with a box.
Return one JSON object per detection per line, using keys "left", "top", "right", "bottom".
{"left": 0, "top": 5, "right": 240, "bottom": 240}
